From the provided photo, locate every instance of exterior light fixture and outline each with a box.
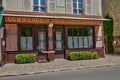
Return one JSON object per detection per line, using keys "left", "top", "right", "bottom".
{"left": 49, "top": 23, "right": 53, "bottom": 28}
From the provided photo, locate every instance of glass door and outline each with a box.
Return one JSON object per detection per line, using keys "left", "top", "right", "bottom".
{"left": 37, "top": 26, "right": 47, "bottom": 55}
{"left": 54, "top": 26, "right": 65, "bottom": 58}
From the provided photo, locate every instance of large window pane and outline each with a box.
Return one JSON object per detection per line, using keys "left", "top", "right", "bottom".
{"left": 78, "top": 0, "right": 82, "bottom": 2}
{"left": 34, "top": 0, "right": 38, "bottom": 5}
{"left": 67, "top": 27, "right": 94, "bottom": 49}
{"left": 20, "top": 37, "right": 27, "bottom": 51}
{"left": 38, "top": 32, "right": 45, "bottom": 41}
{"left": 78, "top": 3, "right": 82, "bottom": 8}
{"left": 56, "top": 32, "right": 62, "bottom": 40}
{"left": 73, "top": 0, "right": 77, "bottom": 2}
{"left": 34, "top": 7, "right": 39, "bottom": 12}
{"left": 83, "top": 36, "right": 88, "bottom": 48}
{"left": 73, "top": 37, "right": 79, "bottom": 48}
{"left": 27, "top": 37, "right": 33, "bottom": 50}
{"left": 79, "top": 37, "right": 83, "bottom": 48}
{"left": 68, "top": 37, "right": 73, "bottom": 48}
{"left": 41, "top": 0, "right": 46, "bottom": 5}
{"left": 38, "top": 31, "right": 46, "bottom": 50}
{"left": 88, "top": 27, "right": 93, "bottom": 48}
{"left": 41, "top": 7, "right": 46, "bottom": 12}
{"left": 56, "top": 41, "right": 62, "bottom": 50}
{"left": 20, "top": 25, "right": 33, "bottom": 51}
{"left": 83, "top": 28, "right": 89, "bottom": 48}
{"left": 38, "top": 42, "right": 45, "bottom": 50}
{"left": 73, "top": 3, "right": 77, "bottom": 8}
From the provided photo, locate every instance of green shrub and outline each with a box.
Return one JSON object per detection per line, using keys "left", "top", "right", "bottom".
{"left": 78, "top": 51, "right": 93, "bottom": 60}
{"left": 16, "top": 54, "right": 26, "bottom": 64}
{"left": 68, "top": 52, "right": 79, "bottom": 60}
{"left": 68, "top": 51, "right": 93, "bottom": 61}
{"left": 16, "top": 54, "right": 36, "bottom": 64}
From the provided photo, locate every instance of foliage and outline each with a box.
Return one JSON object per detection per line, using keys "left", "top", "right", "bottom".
{"left": 103, "top": 15, "right": 114, "bottom": 53}
{"left": 68, "top": 51, "right": 94, "bottom": 61}
{"left": 15, "top": 54, "right": 36, "bottom": 64}
{"left": 103, "top": 15, "right": 113, "bottom": 36}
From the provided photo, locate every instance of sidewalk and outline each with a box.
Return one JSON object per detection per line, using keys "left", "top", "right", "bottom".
{"left": 0, "top": 54, "right": 120, "bottom": 77}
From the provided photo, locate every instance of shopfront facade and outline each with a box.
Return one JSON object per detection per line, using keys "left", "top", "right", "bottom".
{"left": 4, "top": 11, "right": 104, "bottom": 63}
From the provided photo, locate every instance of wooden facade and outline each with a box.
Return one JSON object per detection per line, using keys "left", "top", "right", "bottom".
{"left": 3, "top": 11, "right": 104, "bottom": 63}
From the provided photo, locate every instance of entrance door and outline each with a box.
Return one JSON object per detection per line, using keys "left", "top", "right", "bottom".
{"left": 54, "top": 26, "right": 65, "bottom": 58}
{"left": 37, "top": 26, "right": 47, "bottom": 60}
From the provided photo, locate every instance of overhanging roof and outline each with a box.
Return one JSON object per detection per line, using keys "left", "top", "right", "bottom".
{"left": 2, "top": 10, "right": 110, "bottom": 21}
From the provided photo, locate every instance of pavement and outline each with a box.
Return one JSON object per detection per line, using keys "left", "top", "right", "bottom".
{"left": 0, "top": 54, "right": 120, "bottom": 77}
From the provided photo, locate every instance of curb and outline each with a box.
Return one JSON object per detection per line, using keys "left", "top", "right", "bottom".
{"left": 0, "top": 64, "right": 120, "bottom": 78}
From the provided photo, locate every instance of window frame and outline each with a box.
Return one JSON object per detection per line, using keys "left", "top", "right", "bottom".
{"left": 33, "top": 0, "right": 47, "bottom": 12}
{"left": 19, "top": 25, "right": 34, "bottom": 51}
{"left": 73, "top": 0, "right": 83, "bottom": 14}
{"left": 37, "top": 25, "right": 47, "bottom": 51}
{"left": 67, "top": 26, "right": 95, "bottom": 49}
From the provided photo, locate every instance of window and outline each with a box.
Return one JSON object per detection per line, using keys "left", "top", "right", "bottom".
{"left": 33, "top": 0, "right": 46, "bottom": 12}
{"left": 20, "top": 25, "right": 33, "bottom": 51}
{"left": 73, "top": 0, "right": 83, "bottom": 14}
{"left": 67, "top": 27, "right": 94, "bottom": 49}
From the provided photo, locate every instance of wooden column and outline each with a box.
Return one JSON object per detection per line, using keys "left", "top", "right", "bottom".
{"left": 47, "top": 23, "right": 55, "bottom": 61}
{"left": 48, "top": 23, "right": 54, "bottom": 50}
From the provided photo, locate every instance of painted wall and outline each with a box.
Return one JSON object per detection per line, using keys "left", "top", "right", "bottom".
{"left": 3, "top": 0, "right": 102, "bottom": 15}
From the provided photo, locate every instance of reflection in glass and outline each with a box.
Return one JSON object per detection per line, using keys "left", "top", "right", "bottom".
{"left": 56, "top": 32, "right": 62, "bottom": 40}
{"left": 38, "top": 31, "right": 46, "bottom": 50}
{"left": 68, "top": 37, "right": 73, "bottom": 48}
{"left": 56, "top": 41, "right": 62, "bottom": 50}
{"left": 73, "top": 37, "right": 78, "bottom": 48}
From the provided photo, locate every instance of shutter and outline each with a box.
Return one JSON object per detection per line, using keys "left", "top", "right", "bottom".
{"left": 66, "top": 0, "right": 73, "bottom": 14}
{"left": 6, "top": 24, "right": 18, "bottom": 51}
{"left": 86, "top": 0, "right": 92, "bottom": 15}
{"left": 23, "top": 0, "right": 31, "bottom": 11}
{"left": 47, "top": 0, "right": 56, "bottom": 13}
{"left": 56, "top": 0, "right": 65, "bottom": 7}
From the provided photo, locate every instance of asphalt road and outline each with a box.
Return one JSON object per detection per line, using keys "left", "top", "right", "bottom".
{"left": 0, "top": 66, "right": 120, "bottom": 80}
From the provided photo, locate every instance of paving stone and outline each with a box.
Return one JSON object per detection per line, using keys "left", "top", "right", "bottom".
{"left": 0, "top": 55, "right": 120, "bottom": 77}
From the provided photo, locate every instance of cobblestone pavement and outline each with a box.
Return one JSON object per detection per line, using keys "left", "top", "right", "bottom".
{"left": 0, "top": 55, "right": 120, "bottom": 77}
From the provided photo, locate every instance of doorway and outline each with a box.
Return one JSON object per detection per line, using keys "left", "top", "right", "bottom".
{"left": 53, "top": 26, "right": 65, "bottom": 58}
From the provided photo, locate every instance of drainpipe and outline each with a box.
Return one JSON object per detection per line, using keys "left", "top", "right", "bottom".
{"left": 0, "top": 28, "right": 3, "bottom": 66}
{"left": 0, "top": 38, "right": 1, "bottom": 66}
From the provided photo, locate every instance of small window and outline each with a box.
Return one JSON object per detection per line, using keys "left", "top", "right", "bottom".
{"left": 33, "top": 0, "right": 46, "bottom": 12}
{"left": 73, "top": 0, "right": 83, "bottom": 14}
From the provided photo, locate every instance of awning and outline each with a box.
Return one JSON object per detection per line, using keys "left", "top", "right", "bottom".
{"left": 0, "top": 7, "right": 3, "bottom": 27}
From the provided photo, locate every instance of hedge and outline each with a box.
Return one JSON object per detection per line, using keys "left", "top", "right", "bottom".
{"left": 68, "top": 51, "right": 99, "bottom": 61}
{"left": 16, "top": 54, "right": 36, "bottom": 64}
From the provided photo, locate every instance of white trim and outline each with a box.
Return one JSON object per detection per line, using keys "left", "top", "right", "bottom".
{"left": 2, "top": 13, "right": 110, "bottom": 21}
{"left": 39, "top": 0, "right": 41, "bottom": 12}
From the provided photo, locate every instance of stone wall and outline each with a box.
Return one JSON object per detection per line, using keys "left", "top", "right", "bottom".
{"left": 102, "top": 0, "right": 120, "bottom": 53}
